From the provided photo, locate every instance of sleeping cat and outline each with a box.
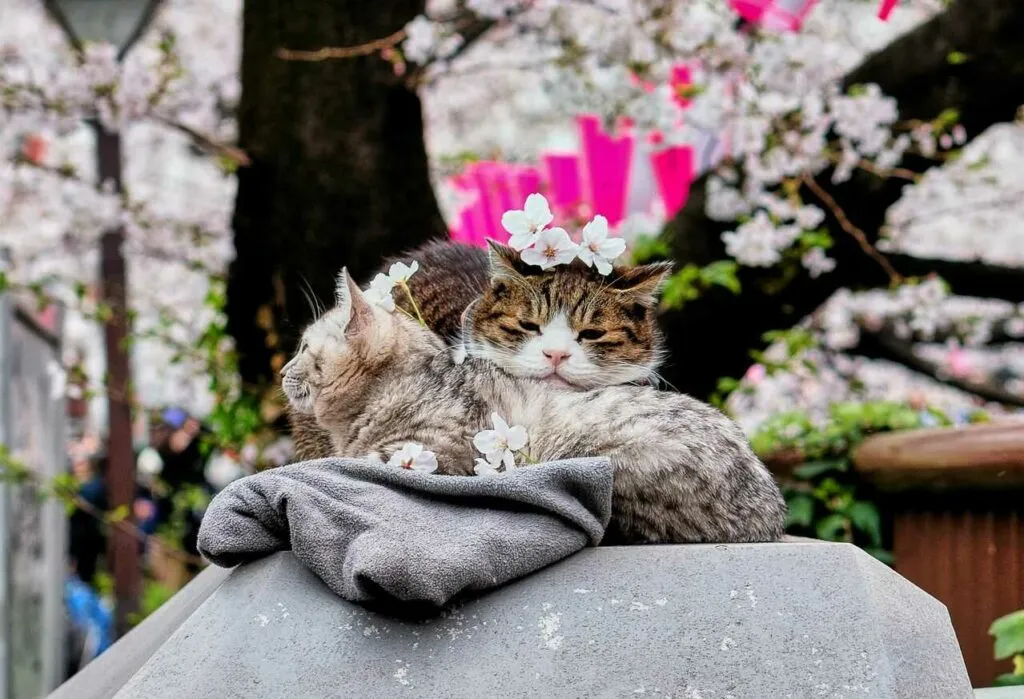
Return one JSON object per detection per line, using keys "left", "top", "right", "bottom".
{"left": 282, "top": 267, "right": 786, "bottom": 544}
{"left": 289, "top": 239, "right": 672, "bottom": 460}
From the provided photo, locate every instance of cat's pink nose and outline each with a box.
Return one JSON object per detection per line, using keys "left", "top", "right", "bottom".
{"left": 543, "top": 349, "right": 570, "bottom": 367}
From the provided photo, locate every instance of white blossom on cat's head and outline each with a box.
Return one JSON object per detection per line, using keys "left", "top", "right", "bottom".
{"left": 577, "top": 215, "right": 626, "bottom": 275}
{"left": 387, "top": 260, "right": 419, "bottom": 284}
{"left": 363, "top": 272, "right": 396, "bottom": 312}
{"left": 472, "top": 412, "right": 528, "bottom": 471}
{"left": 387, "top": 442, "right": 438, "bottom": 473}
{"left": 520, "top": 227, "right": 578, "bottom": 270}
{"left": 502, "top": 193, "right": 554, "bottom": 251}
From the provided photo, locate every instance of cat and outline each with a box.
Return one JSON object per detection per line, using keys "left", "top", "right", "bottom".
{"left": 289, "top": 239, "right": 672, "bottom": 461}
{"left": 282, "top": 268, "right": 787, "bottom": 545}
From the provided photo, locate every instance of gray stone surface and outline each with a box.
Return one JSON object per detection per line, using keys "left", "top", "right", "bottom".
{"left": 97, "top": 542, "right": 971, "bottom": 699}
{"left": 50, "top": 563, "right": 231, "bottom": 699}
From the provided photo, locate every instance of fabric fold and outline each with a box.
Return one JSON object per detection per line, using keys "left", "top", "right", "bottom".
{"left": 198, "top": 457, "right": 613, "bottom": 606}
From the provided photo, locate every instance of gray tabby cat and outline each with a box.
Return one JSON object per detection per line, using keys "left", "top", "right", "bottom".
{"left": 282, "top": 269, "right": 786, "bottom": 544}
{"left": 289, "top": 240, "right": 672, "bottom": 461}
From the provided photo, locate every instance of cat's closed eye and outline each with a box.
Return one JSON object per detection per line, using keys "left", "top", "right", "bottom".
{"left": 577, "top": 328, "right": 606, "bottom": 341}
{"left": 518, "top": 320, "right": 541, "bottom": 333}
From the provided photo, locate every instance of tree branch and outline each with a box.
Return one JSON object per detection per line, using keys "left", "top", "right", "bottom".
{"left": 885, "top": 253, "right": 1024, "bottom": 303}
{"left": 853, "top": 329, "right": 1024, "bottom": 407}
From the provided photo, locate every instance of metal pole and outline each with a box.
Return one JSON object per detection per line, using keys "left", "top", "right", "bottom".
{"left": 95, "top": 125, "right": 139, "bottom": 638}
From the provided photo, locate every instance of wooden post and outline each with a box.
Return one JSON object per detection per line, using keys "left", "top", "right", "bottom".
{"left": 853, "top": 421, "right": 1024, "bottom": 686}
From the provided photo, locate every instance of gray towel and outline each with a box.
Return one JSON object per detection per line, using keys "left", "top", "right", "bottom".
{"left": 197, "top": 457, "right": 613, "bottom": 606}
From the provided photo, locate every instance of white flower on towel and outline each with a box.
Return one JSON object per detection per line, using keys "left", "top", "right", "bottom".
{"left": 387, "top": 443, "right": 438, "bottom": 473}
{"left": 473, "top": 458, "right": 501, "bottom": 476}
{"left": 387, "top": 260, "right": 419, "bottom": 284}
{"left": 502, "top": 193, "right": 554, "bottom": 251}
{"left": 364, "top": 273, "right": 396, "bottom": 312}
{"left": 472, "top": 412, "right": 529, "bottom": 471}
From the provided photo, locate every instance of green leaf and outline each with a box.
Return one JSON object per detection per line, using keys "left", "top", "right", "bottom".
{"left": 946, "top": 51, "right": 969, "bottom": 65}
{"left": 864, "top": 548, "right": 894, "bottom": 565}
{"left": 699, "top": 260, "right": 741, "bottom": 294}
{"left": 798, "top": 229, "right": 834, "bottom": 250}
{"left": 660, "top": 266, "right": 701, "bottom": 309}
{"left": 786, "top": 494, "right": 814, "bottom": 528}
{"left": 793, "top": 459, "right": 846, "bottom": 480}
{"left": 815, "top": 513, "right": 848, "bottom": 542}
{"left": 994, "top": 672, "right": 1024, "bottom": 687}
{"left": 934, "top": 107, "right": 960, "bottom": 130}
{"left": 630, "top": 234, "right": 671, "bottom": 264}
{"left": 716, "top": 376, "right": 739, "bottom": 394}
{"left": 105, "top": 505, "right": 130, "bottom": 524}
{"left": 991, "top": 611, "right": 1024, "bottom": 660}
{"left": 848, "top": 501, "right": 883, "bottom": 547}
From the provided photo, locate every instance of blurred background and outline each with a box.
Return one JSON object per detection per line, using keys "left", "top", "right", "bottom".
{"left": 1, "top": 0, "right": 1023, "bottom": 694}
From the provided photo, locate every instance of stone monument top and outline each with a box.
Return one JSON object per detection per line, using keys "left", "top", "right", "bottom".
{"left": 51, "top": 541, "right": 973, "bottom": 698}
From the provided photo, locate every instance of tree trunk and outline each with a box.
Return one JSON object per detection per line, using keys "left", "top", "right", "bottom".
{"left": 657, "top": 0, "right": 1024, "bottom": 398}
{"left": 228, "top": 0, "right": 446, "bottom": 387}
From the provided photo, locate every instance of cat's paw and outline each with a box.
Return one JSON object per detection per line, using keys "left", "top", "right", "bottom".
{"left": 364, "top": 452, "right": 385, "bottom": 465}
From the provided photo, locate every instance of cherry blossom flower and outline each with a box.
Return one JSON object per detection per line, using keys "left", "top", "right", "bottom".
{"left": 387, "top": 260, "right": 419, "bottom": 284}
{"left": 473, "top": 458, "right": 501, "bottom": 476}
{"left": 577, "top": 215, "right": 626, "bottom": 275}
{"left": 795, "top": 205, "right": 826, "bottom": 230}
{"left": 364, "top": 273, "right": 396, "bottom": 312}
{"left": 387, "top": 442, "right": 439, "bottom": 472}
{"left": 520, "top": 227, "right": 578, "bottom": 270}
{"left": 802, "top": 247, "right": 836, "bottom": 278}
{"left": 722, "top": 211, "right": 785, "bottom": 267}
{"left": 501, "top": 193, "right": 554, "bottom": 251}
{"left": 472, "top": 412, "right": 528, "bottom": 471}
{"left": 403, "top": 15, "right": 444, "bottom": 65}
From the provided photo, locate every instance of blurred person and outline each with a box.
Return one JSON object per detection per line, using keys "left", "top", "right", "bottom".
{"left": 67, "top": 450, "right": 106, "bottom": 586}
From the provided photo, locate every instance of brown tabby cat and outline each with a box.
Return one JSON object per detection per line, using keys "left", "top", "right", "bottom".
{"left": 289, "top": 240, "right": 672, "bottom": 460}
{"left": 282, "top": 269, "right": 786, "bottom": 544}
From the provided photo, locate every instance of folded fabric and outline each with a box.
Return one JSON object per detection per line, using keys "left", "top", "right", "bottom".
{"left": 197, "top": 457, "right": 613, "bottom": 606}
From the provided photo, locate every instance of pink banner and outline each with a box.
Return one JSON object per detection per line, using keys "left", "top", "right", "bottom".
{"left": 878, "top": 0, "right": 898, "bottom": 20}
{"left": 542, "top": 153, "right": 583, "bottom": 219}
{"left": 577, "top": 115, "right": 634, "bottom": 227}
{"left": 650, "top": 146, "right": 694, "bottom": 218}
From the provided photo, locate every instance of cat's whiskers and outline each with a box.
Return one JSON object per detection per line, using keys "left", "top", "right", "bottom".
{"left": 299, "top": 276, "right": 325, "bottom": 321}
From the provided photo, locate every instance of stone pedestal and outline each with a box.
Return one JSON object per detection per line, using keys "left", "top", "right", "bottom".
{"left": 52, "top": 542, "right": 973, "bottom": 698}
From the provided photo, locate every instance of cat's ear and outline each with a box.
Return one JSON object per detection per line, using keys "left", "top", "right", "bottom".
{"left": 612, "top": 262, "right": 673, "bottom": 307}
{"left": 335, "top": 268, "right": 373, "bottom": 335}
{"left": 485, "top": 239, "right": 533, "bottom": 283}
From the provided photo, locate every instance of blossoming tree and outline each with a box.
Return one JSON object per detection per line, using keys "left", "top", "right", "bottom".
{"left": 230, "top": 0, "right": 1024, "bottom": 430}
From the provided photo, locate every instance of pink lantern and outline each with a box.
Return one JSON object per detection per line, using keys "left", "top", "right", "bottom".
{"left": 468, "top": 161, "right": 517, "bottom": 238}
{"left": 729, "top": 0, "right": 819, "bottom": 31}
{"left": 877, "top": 0, "right": 898, "bottom": 20}
{"left": 542, "top": 153, "right": 584, "bottom": 221}
{"left": 514, "top": 166, "right": 544, "bottom": 205}
{"left": 650, "top": 145, "right": 694, "bottom": 218}
{"left": 577, "top": 115, "right": 634, "bottom": 227}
